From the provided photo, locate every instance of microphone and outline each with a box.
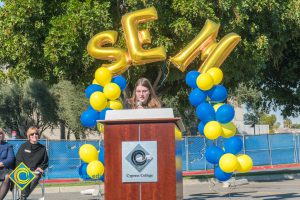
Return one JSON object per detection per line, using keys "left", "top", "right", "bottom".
{"left": 136, "top": 101, "right": 143, "bottom": 107}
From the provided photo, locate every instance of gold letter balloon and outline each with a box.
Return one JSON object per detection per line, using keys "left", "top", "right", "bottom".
{"left": 121, "top": 7, "right": 167, "bottom": 65}
{"left": 87, "top": 31, "right": 131, "bottom": 75}
{"left": 170, "top": 19, "right": 241, "bottom": 73}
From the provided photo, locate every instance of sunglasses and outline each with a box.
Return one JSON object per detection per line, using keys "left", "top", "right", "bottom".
{"left": 29, "top": 132, "right": 39, "bottom": 136}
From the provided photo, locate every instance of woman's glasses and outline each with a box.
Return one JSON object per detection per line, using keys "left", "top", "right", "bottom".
{"left": 136, "top": 89, "right": 149, "bottom": 94}
{"left": 29, "top": 132, "right": 39, "bottom": 136}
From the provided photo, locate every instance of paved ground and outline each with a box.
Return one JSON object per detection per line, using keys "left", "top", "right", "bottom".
{"left": 4, "top": 178, "right": 300, "bottom": 200}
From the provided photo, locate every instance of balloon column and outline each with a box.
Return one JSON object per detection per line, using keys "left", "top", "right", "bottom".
{"left": 186, "top": 68, "right": 253, "bottom": 182}
{"left": 80, "top": 68, "right": 127, "bottom": 130}
{"left": 78, "top": 144, "right": 105, "bottom": 180}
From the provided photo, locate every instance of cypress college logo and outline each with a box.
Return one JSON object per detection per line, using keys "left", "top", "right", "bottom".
{"left": 126, "top": 144, "right": 153, "bottom": 172}
{"left": 9, "top": 162, "right": 36, "bottom": 190}
{"left": 122, "top": 141, "right": 157, "bottom": 183}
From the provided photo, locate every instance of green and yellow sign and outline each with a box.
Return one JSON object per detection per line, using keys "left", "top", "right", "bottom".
{"left": 9, "top": 162, "right": 36, "bottom": 190}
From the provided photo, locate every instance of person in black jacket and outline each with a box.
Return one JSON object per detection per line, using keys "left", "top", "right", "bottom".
{"left": 16, "top": 126, "right": 48, "bottom": 200}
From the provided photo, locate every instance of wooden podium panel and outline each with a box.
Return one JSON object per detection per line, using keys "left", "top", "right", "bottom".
{"left": 104, "top": 124, "right": 139, "bottom": 200}
{"left": 104, "top": 120, "right": 181, "bottom": 200}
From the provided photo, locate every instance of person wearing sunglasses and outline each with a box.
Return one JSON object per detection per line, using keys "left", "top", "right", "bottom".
{"left": 16, "top": 126, "right": 48, "bottom": 200}
{"left": 0, "top": 128, "right": 15, "bottom": 200}
{"left": 127, "top": 77, "right": 161, "bottom": 109}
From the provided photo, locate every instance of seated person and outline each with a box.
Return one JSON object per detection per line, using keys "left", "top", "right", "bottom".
{"left": 16, "top": 126, "right": 48, "bottom": 200}
{"left": 0, "top": 128, "right": 15, "bottom": 200}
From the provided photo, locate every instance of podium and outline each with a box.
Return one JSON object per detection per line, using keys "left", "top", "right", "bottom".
{"left": 100, "top": 108, "right": 184, "bottom": 200}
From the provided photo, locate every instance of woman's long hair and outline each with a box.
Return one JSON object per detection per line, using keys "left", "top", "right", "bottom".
{"left": 128, "top": 78, "right": 161, "bottom": 109}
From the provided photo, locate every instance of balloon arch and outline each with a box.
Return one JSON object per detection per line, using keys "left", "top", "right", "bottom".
{"left": 78, "top": 7, "right": 252, "bottom": 182}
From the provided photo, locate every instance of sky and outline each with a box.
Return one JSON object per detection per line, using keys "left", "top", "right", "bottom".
{"left": 243, "top": 104, "right": 300, "bottom": 127}
{"left": 271, "top": 109, "right": 300, "bottom": 127}
{"left": 0, "top": 2, "right": 3, "bottom": 7}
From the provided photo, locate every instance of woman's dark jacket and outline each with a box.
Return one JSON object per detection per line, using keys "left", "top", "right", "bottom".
{"left": 0, "top": 141, "right": 15, "bottom": 169}
{"left": 16, "top": 141, "right": 48, "bottom": 171}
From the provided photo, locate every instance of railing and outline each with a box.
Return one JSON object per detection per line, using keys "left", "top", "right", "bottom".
{"left": 6, "top": 133, "right": 300, "bottom": 179}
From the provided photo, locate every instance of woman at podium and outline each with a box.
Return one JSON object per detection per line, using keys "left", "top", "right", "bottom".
{"left": 128, "top": 77, "right": 161, "bottom": 109}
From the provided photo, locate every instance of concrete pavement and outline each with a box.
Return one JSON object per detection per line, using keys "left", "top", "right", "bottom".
{"left": 4, "top": 178, "right": 300, "bottom": 200}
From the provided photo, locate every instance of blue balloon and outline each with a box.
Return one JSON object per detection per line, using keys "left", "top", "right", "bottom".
{"left": 189, "top": 88, "right": 207, "bottom": 107}
{"left": 79, "top": 163, "right": 90, "bottom": 180}
{"left": 207, "top": 85, "right": 228, "bottom": 102}
{"left": 99, "top": 174, "right": 105, "bottom": 182}
{"left": 112, "top": 75, "right": 127, "bottom": 91}
{"left": 85, "top": 84, "right": 103, "bottom": 98}
{"left": 216, "top": 104, "right": 235, "bottom": 123}
{"left": 98, "top": 108, "right": 112, "bottom": 120}
{"left": 215, "top": 166, "right": 232, "bottom": 182}
{"left": 80, "top": 109, "right": 98, "bottom": 128}
{"left": 87, "top": 105, "right": 93, "bottom": 110}
{"left": 205, "top": 146, "right": 224, "bottom": 164}
{"left": 198, "top": 121, "right": 205, "bottom": 135}
{"left": 99, "top": 146, "right": 105, "bottom": 164}
{"left": 224, "top": 136, "right": 243, "bottom": 154}
{"left": 196, "top": 103, "right": 216, "bottom": 123}
{"left": 185, "top": 71, "right": 200, "bottom": 88}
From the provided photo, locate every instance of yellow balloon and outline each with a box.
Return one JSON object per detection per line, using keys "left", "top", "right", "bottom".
{"left": 87, "top": 31, "right": 131, "bottom": 75}
{"left": 221, "top": 122, "right": 236, "bottom": 138}
{"left": 121, "top": 7, "right": 166, "bottom": 65}
{"left": 206, "top": 67, "right": 223, "bottom": 84}
{"left": 87, "top": 160, "right": 105, "bottom": 179}
{"left": 219, "top": 153, "right": 238, "bottom": 173}
{"left": 97, "top": 123, "right": 104, "bottom": 133}
{"left": 92, "top": 79, "right": 100, "bottom": 85}
{"left": 107, "top": 100, "right": 123, "bottom": 110}
{"left": 213, "top": 103, "right": 224, "bottom": 111}
{"left": 175, "top": 126, "right": 182, "bottom": 140}
{"left": 204, "top": 121, "right": 222, "bottom": 140}
{"left": 103, "top": 83, "right": 121, "bottom": 100}
{"left": 95, "top": 67, "right": 112, "bottom": 87}
{"left": 236, "top": 154, "right": 253, "bottom": 173}
{"left": 79, "top": 144, "right": 99, "bottom": 163}
{"left": 196, "top": 73, "right": 214, "bottom": 91}
{"left": 176, "top": 156, "right": 182, "bottom": 170}
{"left": 90, "top": 92, "right": 107, "bottom": 111}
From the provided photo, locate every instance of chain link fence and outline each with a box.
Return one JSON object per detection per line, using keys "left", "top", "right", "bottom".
{"left": 183, "top": 133, "right": 300, "bottom": 171}
{"left": 6, "top": 133, "right": 300, "bottom": 179}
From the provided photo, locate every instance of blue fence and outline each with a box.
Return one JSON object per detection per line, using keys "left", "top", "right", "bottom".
{"left": 7, "top": 133, "right": 300, "bottom": 179}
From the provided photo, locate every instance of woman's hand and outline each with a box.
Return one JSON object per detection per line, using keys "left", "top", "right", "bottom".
{"left": 137, "top": 105, "right": 144, "bottom": 109}
{"left": 35, "top": 167, "right": 44, "bottom": 174}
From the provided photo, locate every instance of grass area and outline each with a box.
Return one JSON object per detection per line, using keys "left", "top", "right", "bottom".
{"left": 44, "top": 170, "right": 300, "bottom": 187}
{"left": 45, "top": 181, "right": 102, "bottom": 187}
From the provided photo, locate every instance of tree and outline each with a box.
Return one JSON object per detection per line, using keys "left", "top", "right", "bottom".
{"left": 244, "top": 111, "right": 280, "bottom": 133}
{"left": 0, "top": 79, "right": 58, "bottom": 138}
{"left": 283, "top": 118, "right": 293, "bottom": 128}
{"left": 259, "top": 113, "right": 279, "bottom": 133}
{"left": 0, "top": 0, "right": 299, "bottom": 132}
{"left": 51, "top": 80, "right": 88, "bottom": 139}
{"left": 291, "top": 124, "right": 300, "bottom": 129}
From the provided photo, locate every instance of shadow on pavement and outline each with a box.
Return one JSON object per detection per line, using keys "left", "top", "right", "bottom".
{"left": 253, "top": 193, "right": 300, "bottom": 200}
{"left": 184, "top": 191, "right": 257, "bottom": 199}
{"left": 185, "top": 191, "right": 300, "bottom": 200}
